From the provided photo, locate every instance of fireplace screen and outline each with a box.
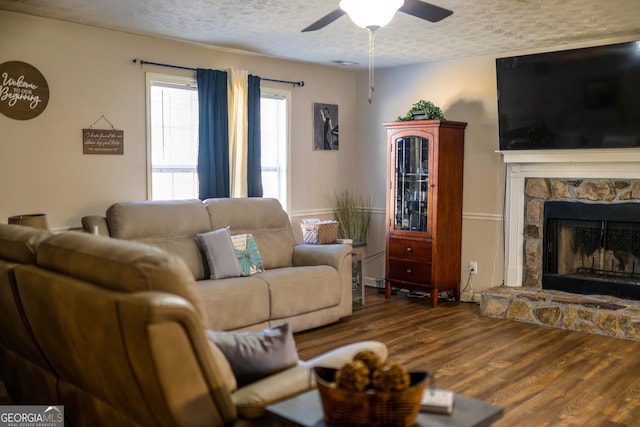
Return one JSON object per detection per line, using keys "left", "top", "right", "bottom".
{"left": 543, "top": 201, "right": 640, "bottom": 299}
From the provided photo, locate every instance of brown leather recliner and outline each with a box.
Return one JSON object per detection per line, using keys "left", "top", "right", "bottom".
{"left": 0, "top": 224, "right": 58, "bottom": 405}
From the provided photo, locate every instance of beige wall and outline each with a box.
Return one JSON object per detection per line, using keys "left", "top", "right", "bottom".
{"left": 352, "top": 56, "right": 505, "bottom": 296}
{"left": 0, "top": 11, "right": 358, "bottom": 230}
{"left": 354, "top": 36, "right": 640, "bottom": 295}
{"left": 3, "top": 10, "right": 637, "bottom": 297}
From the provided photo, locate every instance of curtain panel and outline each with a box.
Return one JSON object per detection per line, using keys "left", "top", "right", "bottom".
{"left": 228, "top": 69, "right": 248, "bottom": 198}
{"left": 197, "top": 68, "right": 229, "bottom": 199}
{"left": 247, "top": 75, "right": 263, "bottom": 197}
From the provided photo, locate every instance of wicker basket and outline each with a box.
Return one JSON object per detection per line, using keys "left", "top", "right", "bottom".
{"left": 314, "top": 367, "right": 430, "bottom": 427}
{"left": 301, "top": 220, "right": 339, "bottom": 244}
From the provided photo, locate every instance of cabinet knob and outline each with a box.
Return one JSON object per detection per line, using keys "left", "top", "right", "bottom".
{"left": 406, "top": 269, "right": 412, "bottom": 274}
{"left": 406, "top": 247, "right": 412, "bottom": 252}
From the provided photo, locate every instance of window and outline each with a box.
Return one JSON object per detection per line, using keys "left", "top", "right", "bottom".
{"left": 146, "top": 74, "right": 289, "bottom": 209}
{"left": 147, "top": 73, "right": 199, "bottom": 200}
{"left": 260, "top": 89, "right": 290, "bottom": 211}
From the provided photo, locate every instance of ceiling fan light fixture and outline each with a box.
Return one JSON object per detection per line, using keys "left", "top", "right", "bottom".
{"left": 339, "top": 0, "right": 404, "bottom": 29}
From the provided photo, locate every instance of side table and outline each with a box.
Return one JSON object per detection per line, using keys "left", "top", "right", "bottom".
{"left": 351, "top": 242, "right": 366, "bottom": 306}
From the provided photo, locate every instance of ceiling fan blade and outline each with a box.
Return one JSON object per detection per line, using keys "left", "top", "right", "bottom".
{"left": 301, "top": 9, "right": 346, "bottom": 32}
{"left": 400, "top": 0, "right": 453, "bottom": 23}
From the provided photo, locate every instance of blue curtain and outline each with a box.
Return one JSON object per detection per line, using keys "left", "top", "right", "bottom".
{"left": 247, "top": 75, "right": 263, "bottom": 197}
{"left": 197, "top": 68, "right": 229, "bottom": 199}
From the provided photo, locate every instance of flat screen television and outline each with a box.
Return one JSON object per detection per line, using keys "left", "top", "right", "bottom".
{"left": 496, "top": 41, "right": 640, "bottom": 150}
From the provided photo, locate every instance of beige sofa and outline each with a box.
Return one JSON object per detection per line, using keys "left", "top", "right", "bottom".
{"left": 0, "top": 223, "right": 387, "bottom": 426}
{"left": 83, "top": 198, "right": 352, "bottom": 333}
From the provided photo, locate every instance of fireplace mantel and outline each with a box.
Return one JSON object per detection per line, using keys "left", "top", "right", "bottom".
{"left": 500, "top": 148, "right": 640, "bottom": 165}
{"left": 501, "top": 148, "right": 640, "bottom": 287}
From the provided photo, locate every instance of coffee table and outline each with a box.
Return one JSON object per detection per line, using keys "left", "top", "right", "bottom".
{"left": 265, "top": 389, "right": 503, "bottom": 427}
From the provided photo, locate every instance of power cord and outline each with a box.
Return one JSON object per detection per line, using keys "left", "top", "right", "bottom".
{"left": 460, "top": 269, "right": 474, "bottom": 302}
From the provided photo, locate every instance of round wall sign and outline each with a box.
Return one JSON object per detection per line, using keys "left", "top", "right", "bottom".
{"left": 0, "top": 61, "right": 50, "bottom": 120}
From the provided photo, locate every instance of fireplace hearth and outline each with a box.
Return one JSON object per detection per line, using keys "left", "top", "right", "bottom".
{"left": 543, "top": 201, "right": 640, "bottom": 300}
{"left": 480, "top": 287, "right": 640, "bottom": 341}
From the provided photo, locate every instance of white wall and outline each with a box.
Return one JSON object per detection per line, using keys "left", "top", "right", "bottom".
{"left": 0, "top": 11, "right": 359, "bottom": 230}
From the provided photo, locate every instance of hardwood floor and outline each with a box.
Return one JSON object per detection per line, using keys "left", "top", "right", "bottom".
{"left": 294, "top": 287, "right": 640, "bottom": 427}
{"left": 2, "top": 287, "right": 637, "bottom": 425}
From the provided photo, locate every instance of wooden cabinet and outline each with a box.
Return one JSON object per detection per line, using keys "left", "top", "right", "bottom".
{"left": 384, "top": 120, "right": 467, "bottom": 307}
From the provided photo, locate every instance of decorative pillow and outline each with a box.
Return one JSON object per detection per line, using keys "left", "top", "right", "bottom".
{"left": 197, "top": 227, "right": 243, "bottom": 279}
{"left": 231, "top": 233, "right": 264, "bottom": 276}
{"left": 206, "top": 323, "right": 299, "bottom": 387}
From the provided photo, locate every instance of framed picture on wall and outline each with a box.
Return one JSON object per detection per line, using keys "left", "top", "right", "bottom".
{"left": 313, "top": 103, "right": 339, "bottom": 150}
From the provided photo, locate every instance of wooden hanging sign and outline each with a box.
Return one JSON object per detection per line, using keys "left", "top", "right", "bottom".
{"left": 82, "top": 129, "right": 124, "bottom": 154}
{"left": 0, "top": 61, "right": 50, "bottom": 120}
{"left": 83, "top": 115, "right": 124, "bottom": 154}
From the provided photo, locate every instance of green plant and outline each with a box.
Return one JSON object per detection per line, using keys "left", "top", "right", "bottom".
{"left": 397, "top": 99, "right": 444, "bottom": 121}
{"left": 332, "top": 190, "right": 372, "bottom": 243}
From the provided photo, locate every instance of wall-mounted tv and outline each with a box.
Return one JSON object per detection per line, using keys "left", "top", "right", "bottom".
{"left": 496, "top": 41, "right": 640, "bottom": 150}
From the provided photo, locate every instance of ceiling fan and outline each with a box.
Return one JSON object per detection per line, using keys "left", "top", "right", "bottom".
{"left": 301, "top": 0, "right": 453, "bottom": 33}
{"left": 301, "top": 0, "right": 454, "bottom": 103}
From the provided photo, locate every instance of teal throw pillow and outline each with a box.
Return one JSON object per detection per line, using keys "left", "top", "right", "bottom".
{"left": 231, "top": 233, "right": 264, "bottom": 276}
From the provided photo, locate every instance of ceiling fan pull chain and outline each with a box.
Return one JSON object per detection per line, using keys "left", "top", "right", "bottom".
{"left": 368, "top": 28, "right": 375, "bottom": 104}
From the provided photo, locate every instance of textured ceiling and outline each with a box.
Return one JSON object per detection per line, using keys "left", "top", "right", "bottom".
{"left": 1, "top": 0, "right": 640, "bottom": 69}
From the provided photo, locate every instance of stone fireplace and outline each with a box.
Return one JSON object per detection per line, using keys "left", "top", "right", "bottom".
{"left": 501, "top": 148, "right": 640, "bottom": 290}
{"left": 525, "top": 179, "right": 640, "bottom": 300}
{"left": 479, "top": 149, "right": 640, "bottom": 341}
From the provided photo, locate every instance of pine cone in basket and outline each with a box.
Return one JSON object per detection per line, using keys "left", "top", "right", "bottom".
{"left": 334, "top": 360, "right": 371, "bottom": 391}
{"left": 352, "top": 350, "right": 383, "bottom": 373}
{"left": 371, "top": 363, "right": 411, "bottom": 392}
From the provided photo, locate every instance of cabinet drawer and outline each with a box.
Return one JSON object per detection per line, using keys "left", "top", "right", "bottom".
{"left": 388, "top": 259, "right": 431, "bottom": 284}
{"left": 388, "top": 238, "right": 431, "bottom": 262}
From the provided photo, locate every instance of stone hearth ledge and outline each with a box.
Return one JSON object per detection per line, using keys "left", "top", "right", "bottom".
{"left": 480, "top": 287, "right": 640, "bottom": 341}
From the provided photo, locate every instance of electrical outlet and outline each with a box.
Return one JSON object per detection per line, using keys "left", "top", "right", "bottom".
{"left": 469, "top": 261, "right": 478, "bottom": 275}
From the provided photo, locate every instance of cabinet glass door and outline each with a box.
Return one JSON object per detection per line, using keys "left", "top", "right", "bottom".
{"left": 394, "top": 135, "right": 429, "bottom": 232}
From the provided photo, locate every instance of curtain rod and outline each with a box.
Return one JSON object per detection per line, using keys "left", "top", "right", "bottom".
{"left": 132, "top": 58, "right": 305, "bottom": 87}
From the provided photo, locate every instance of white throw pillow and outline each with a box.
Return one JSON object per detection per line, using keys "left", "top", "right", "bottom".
{"left": 197, "top": 227, "right": 243, "bottom": 279}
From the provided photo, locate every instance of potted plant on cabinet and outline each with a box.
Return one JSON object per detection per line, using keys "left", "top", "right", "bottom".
{"left": 397, "top": 99, "right": 444, "bottom": 121}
